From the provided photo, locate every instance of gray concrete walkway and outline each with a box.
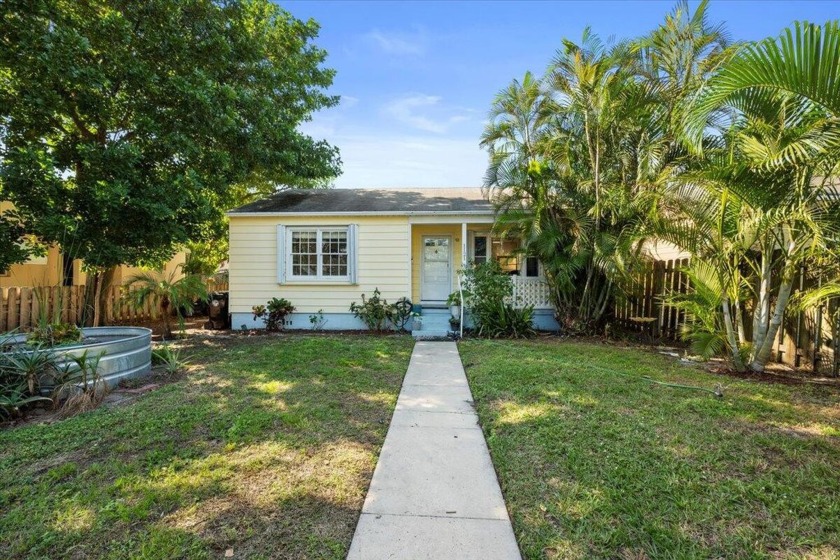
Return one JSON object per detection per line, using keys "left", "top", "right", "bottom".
{"left": 348, "top": 341, "right": 521, "bottom": 559}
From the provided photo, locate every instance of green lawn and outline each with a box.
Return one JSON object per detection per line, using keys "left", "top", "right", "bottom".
{"left": 0, "top": 334, "right": 414, "bottom": 560}
{"left": 461, "top": 339, "right": 840, "bottom": 560}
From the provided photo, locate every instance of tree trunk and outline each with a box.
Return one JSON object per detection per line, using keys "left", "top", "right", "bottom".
{"left": 161, "top": 297, "right": 172, "bottom": 339}
{"left": 722, "top": 297, "right": 746, "bottom": 371}
{"left": 735, "top": 301, "right": 746, "bottom": 345}
{"left": 90, "top": 267, "right": 116, "bottom": 327}
{"left": 92, "top": 270, "right": 103, "bottom": 327}
{"left": 82, "top": 281, "right": 97, "bottom": 326}
{"left": 750, "top": 271, "right": 795, "bottom": 372}
{"left": 752, "top": 249, "right": 771, "bottom": 354}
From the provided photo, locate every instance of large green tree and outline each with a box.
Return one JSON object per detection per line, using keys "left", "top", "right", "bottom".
{"left": 0, "top": 0, "right": 340, "bottom": 316}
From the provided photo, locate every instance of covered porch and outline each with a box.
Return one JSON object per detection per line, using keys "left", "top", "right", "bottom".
{"left": 408, "top": 217, "right": 553, "bottom": 313}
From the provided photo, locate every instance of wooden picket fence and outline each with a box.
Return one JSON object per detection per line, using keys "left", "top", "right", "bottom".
{"left": 614, "top": 258, "right": 691, "bottom": 340}
{"left": 0, "top": 285, "right": 160, "bottom": 332}
{"left": 614, "top": 259, "right": 840, "bottom": 374}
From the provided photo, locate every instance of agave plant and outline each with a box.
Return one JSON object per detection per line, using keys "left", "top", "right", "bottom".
{"left": 2, "top": 345, "right": 56, "bottom": 394}
{"left": 0, "top": 385, "right": 51, "bottom": 419}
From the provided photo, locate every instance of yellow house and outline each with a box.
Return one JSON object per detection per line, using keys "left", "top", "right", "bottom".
{"left": 227, "top": 188, "right": 558, "bottom": 335}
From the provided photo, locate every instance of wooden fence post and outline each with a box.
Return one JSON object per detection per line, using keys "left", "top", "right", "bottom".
{"left": 652, "top": 261, "right": 665, "bottom": 337}
{"left": 19, "top": 288, "right": 31, "bottom": 330}
{"left": 6, "top": 288, "right": 19, "bottom": 331}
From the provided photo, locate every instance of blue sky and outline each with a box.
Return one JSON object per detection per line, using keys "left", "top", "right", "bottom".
{"left": 285, "top": 0, "right": 838, "bottom": 188}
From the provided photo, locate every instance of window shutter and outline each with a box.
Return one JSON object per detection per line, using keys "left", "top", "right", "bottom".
{"left": 348, "top": 224, "right": 359, "bottom": 284}
{"left": 276, "top": 225, "right": 287, "bottom": 284}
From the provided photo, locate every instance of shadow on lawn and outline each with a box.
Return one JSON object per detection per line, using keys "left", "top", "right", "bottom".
{"left": 461, "top": 339, "right": 840, "bottom": 559}
{"left": 0, "top": 334, "right": 412, "bottom": 559}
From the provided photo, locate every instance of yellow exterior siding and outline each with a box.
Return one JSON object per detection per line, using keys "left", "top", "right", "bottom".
{"left": 229, "top": 215, "right": 412, "bottom": 315}
{"left": 0, "top": 250, "right": 55, "bottom": 287}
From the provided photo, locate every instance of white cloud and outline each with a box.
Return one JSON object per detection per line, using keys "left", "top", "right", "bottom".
{"left": 363, "top": 29, "right": 426, "bottom": 56}
{"left": 382, "top": 94, "right": 471, "bottom": 134}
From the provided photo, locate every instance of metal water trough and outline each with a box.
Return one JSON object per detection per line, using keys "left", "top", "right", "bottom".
{"left": 4, "top": 327, "right": 152, "bottom": 390}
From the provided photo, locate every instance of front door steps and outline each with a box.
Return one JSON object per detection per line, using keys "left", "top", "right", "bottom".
{"left": 411, "top": 308, "right": 454, "bottom": 340}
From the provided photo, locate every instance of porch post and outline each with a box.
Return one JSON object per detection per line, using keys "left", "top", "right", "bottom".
{"left": 461, "top": 222, "right": 468, "bottom": 269}
{"left": 407, "top": 222, "right": 413, "bottom": 301}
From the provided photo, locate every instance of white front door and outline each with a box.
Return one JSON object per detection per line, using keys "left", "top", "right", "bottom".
{"left": 421, "top": 236, "right": 451, "bottom": 301}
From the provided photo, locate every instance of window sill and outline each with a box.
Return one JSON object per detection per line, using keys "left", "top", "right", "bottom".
{"left": 282, "top": 279, "right": 355, "bottom": 286}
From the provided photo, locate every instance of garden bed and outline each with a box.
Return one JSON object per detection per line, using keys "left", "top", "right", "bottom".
{"left": 2, "top": 327, "right": 152, "bottom": 390}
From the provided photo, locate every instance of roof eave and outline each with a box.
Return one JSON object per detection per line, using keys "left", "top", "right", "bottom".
{"left": 226, "top": 210, "right": 495, "bottom": 217}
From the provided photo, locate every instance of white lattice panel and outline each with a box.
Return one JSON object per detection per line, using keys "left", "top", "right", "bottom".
{"left": 510, "top": 277, "right": 552, "bottom": 309}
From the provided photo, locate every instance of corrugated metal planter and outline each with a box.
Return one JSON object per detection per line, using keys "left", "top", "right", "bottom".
{"left": 4, "top": 327, "right": 152, "bottom": 390}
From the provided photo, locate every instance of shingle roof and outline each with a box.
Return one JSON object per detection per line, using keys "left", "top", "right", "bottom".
{"left": 228, "top": 188, "right": 494, "bottom": 215}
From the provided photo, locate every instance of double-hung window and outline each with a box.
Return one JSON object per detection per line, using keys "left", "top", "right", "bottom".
{"left": 286, "top": 227, "right": 351, "bottom": 281}
{"left": 471, "top": 234, "right": 489, "bottom": 265}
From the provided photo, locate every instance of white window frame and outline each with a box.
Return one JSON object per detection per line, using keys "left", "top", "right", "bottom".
{"left": 282, "top": 226, "right": 354, "bottom": 283}
{"left": 522, "top": 255, "right": 543, "bottom": 278}
{"left": 469, "top": 232, "right": 491, "bottom": 265}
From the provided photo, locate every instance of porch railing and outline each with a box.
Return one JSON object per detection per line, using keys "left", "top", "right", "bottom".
{"left": 509, "top": 276, "right": 552, "bottom": 309}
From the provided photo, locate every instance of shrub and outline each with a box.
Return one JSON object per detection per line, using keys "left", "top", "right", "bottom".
{"left": 309, "top": 309, "right": 327, "bottom": 330}
{"left": 27, "top": 323, "right": 82, "bottom": 348}
{"left": 349, "top": 290, "right": 413, "bottom": 332}
{"left": 476, "top": 300, "right": 536, "bottom": 338}
{"left": 462, "top": 261, "right": 535, "bottom": 338}
{"left": 252, "top": 297, "right": 295, "bottom": 331}
{"left": 350, "top": 288, "right": 391, "bottom": 331}
{"left": 446, "top": 291, "right": 461, "bottom": 306}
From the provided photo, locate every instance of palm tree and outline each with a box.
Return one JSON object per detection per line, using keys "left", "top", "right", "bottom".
{"left": 481, "top": 4, "right": 729, "bottom": 333}
{"left": 481, "top": 35, "right": 640, "bottom": 332}
{"left": 673, "top": 21, "right": 840, "bottom": 372}
{"left": 124, "top": 268, "right": 208, "bottom": 339}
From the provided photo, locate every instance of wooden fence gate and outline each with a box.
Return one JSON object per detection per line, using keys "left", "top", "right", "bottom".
{"left": 614, "top": 258, "right": 690, "bottom": 340}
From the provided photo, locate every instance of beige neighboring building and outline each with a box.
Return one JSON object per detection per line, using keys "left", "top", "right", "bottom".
{"left": 1, "top": 201, "right": 186, "bottom": 288}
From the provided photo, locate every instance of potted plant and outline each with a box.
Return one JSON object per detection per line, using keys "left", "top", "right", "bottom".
{"left": 411, "top": 311, "right": 422, "bottom": 331}
{"left": 446, "top": 291, "right": 462, "bottom": 319}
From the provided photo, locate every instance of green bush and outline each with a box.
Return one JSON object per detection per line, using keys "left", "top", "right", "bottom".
{"left": 462, "top": 261, "right": 535, "bottom": 338}
{"left": 350, "top": 288, "right": 391, "bottom": 331}
{"left": 349, "top": 289, "right": 413, "bottom": 332}
{"left": 0, "top": 337, "right": 54, "bottom": 418}
{"left": 252, "top": 297, "right": 296, "bottom": 331}
{"left": 26, "top": 323, "right": 82, "bottom": 348}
